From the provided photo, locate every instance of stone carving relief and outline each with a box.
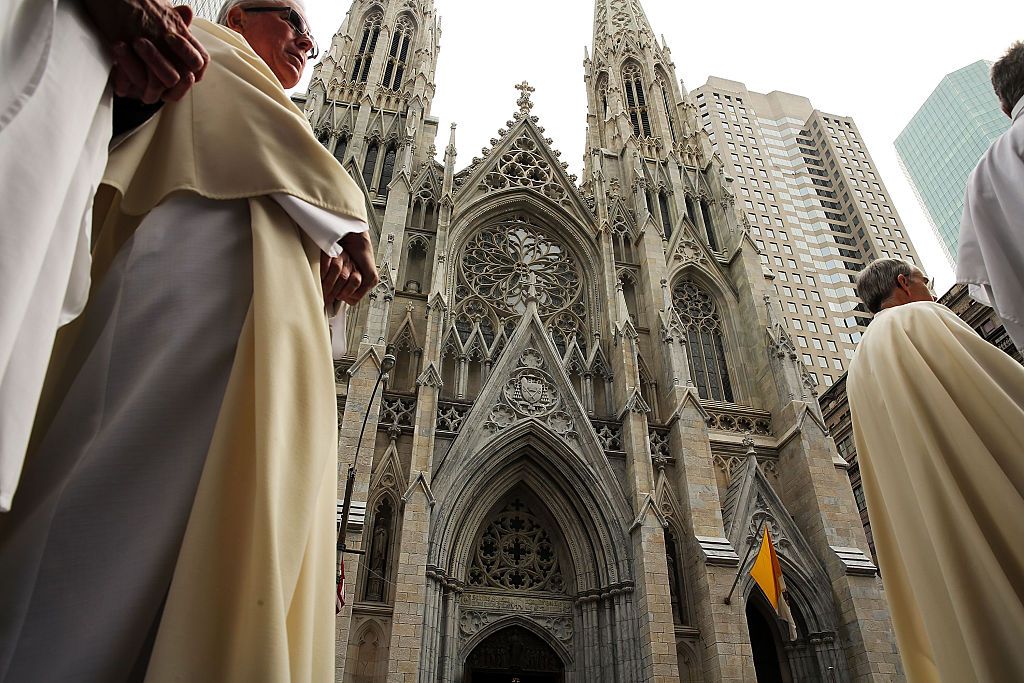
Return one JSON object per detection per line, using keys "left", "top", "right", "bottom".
{"left": 704, "top": 408, "right": 772, "bottom": 436}
{"left": 747, "top": 493, "right": 790, "bottom": 551}
{"left": 713, "top": 454, "right": 780, "bottom": 488}
{"left": 673, "top": 236, "right": 710, "bottom": 266}
{"left": 482, "top": 134, "right": 569, "bottom": 207}
{"left": 468, "top": 498, "right": 565, "bottom": 593}
{"left": 484, "top": 348, "right": 577, "bottom": 440}
{"left": 454, "top": 217, "right": 589, "bottom": 357}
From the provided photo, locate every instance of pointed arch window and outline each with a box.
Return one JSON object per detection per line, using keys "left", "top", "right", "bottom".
{"left": 377, "top": 142, "right": 398, "bottom": 197}
{"left": 611, "top": 214, "right": 635, "bottom": 264}
{"left": 382, "top": 16, "right": 414, "bottom": 91}
{"left": 332, "top": 134, "right": 349, "bottom": 164}
{"left": 622, "top": 63, "right": 652, "bottom": 137}
{"left": 658, "top": 191, "right": 673, "bottom": 239}
{"left": 672, "top": 280, "right": 733, "bottom": 402}
{"left": 362, "top": 141, "right": 379, "bottom": 190}
{"left": 350, "top": 11, "right": 382, "bottom": 83}
{"left": 701, "top": 198, "right": 719, "bottom": 251}
{"left": 685, "top": 194, "right": 698, "bottom": 227}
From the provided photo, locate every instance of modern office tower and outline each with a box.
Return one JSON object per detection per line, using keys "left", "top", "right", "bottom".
{"left": 691, "top": 78, "right": 925, "bottom": 388}
{"left": 301, "top": 0, "right": 900, "bottom": 679}
{"left": 170, "top": 0, "right": 221, "bottom": 22}
{"left": 895, "top": 60, "right": 1009, "bottom": 264}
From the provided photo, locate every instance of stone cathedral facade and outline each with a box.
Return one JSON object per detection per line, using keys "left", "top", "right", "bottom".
{"left": 299, "top": 0, "right": 902, "bottom": 680}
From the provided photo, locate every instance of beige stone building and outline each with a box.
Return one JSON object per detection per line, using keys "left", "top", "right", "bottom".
{"left": 691, "top": 80, "right": 924, "bottom": 390}
{"left": 298, "top": 0, "right": 903, "bottom": 680}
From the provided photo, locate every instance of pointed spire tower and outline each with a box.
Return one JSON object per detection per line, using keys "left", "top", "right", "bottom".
{"left": 301, "top": 0, "right": 442, "bottom": 212}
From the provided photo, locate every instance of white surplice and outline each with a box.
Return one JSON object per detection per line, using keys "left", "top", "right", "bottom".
{"left": 957, "top": 96, "right": 1024, "bottom": 354}
{"left": 0, "top": 192, "right": 365, "bottom": 680}
{"left": 0, "top": 0, "right": 112, "bottom": 512}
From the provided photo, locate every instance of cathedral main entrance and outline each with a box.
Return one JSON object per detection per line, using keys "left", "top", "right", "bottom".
{"left": 463, "top": 626, "right": 565, "bottom": 683}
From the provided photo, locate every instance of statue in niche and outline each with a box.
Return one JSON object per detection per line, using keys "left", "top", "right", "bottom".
{"left": 365, "top": 499, "right": 392, "bottom": 602}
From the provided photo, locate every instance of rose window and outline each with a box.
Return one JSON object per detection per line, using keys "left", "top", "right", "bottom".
{"left": 462, "top": 220, "right": 582, "bottom": 317}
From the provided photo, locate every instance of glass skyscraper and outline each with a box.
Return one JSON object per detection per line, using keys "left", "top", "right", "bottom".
{"left": 895, "top": 60, "right": 1009, "bottom": 264}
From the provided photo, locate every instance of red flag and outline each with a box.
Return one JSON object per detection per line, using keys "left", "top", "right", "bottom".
{"left": 336, "top": 560, "right": 346, "bottom": 614}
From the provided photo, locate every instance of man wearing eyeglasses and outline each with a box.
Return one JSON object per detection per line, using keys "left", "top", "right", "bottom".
{"left": 847, "top": 258, "right": 1024, "bottom": 682}
{"left": 0, "top": 1, "right": 377, "bottom": 680}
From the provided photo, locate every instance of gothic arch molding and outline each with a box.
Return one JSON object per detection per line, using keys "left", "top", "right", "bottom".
{"left": 460, "top": 615, "right": 574, "bottom": 670}
{"left": 450, "top": 190, "right": 600, "bottom": 270}
{"left": 430, "top": 424, "right": 632, "bottom": 592}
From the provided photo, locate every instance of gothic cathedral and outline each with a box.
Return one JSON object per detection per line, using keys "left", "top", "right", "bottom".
{"left": 299, "top": 0, "right": 901, "bottom": 680}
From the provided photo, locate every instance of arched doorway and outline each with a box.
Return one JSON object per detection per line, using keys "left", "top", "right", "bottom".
{"left": 464, "top": 625, "right": 564, "bottom": 682}
{"left": 745, "top": 591, "right": 792, "bottom": 683}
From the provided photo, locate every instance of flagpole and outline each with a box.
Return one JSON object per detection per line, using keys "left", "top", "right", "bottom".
{"left": 724, "top": 516, "right": 767, "bottom": 605}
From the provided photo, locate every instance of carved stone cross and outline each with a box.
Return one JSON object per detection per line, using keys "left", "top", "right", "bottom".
{"left": 515, "top": 80, "right": 535, "bottom": 114}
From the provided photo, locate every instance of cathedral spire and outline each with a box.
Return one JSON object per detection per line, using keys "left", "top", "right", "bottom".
{"left": 591, "top": 0, "right": 656, "bottom": 53}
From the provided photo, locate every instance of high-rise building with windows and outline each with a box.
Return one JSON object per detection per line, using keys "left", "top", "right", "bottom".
{"left": 691, "top": 78, "right": 925, "bottom": 389}
{"left": 296, "top": 0, "right": 902, "bottom": 679}
{"left": 895, "top": 60, "right": 1008, "bottom": 264}
{"left": 170, "top": 0, "right": 221, "bottom": 22}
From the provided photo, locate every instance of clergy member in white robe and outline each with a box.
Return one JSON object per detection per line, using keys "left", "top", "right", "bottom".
{"left": 848, "top": 258, "right": 1024, "bottom": 683}
{"left": 958, "top": 41, "right": 1024, "bottom": 355}
{"left": 0, "top": 0, "right": 209, "bottom": 512}
{"left": 0, "top": 4, "right": 376, "bottom": 681}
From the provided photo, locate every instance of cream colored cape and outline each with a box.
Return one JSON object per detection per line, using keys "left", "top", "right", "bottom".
{"left": 34, "top": 19, "right": 366, "bottom": 682}
{"left": 847, "top": 301, "right": 1024, "bottom": 683}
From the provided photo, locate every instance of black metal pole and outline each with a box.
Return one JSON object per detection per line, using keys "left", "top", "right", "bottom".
{"left": 724, "top": 516, "right": 767, "bottom": 605}
{"left": 336, "top": 355, "right": 395, "bottom": 590}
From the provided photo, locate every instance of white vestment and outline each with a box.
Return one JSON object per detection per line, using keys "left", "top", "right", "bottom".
{"left": 0, "top": 0, "right": 112, "bottom": 512}
{"left": 957, "top": 96, "right": 1024, "bottom": 354}
{"left": 0, "top": 192, "right": 364, "bottom": 680}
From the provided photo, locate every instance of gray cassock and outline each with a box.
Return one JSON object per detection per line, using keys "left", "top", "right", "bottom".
{"left": 0, "top": 193, "right": 365, "bottom": 681}
{"left": 957, "top": 95, "right": 1024, "bottom": 354}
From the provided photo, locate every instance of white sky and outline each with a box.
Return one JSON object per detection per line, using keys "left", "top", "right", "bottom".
{"left": 299, "top": 0, "right": 1024, "bottom": 293}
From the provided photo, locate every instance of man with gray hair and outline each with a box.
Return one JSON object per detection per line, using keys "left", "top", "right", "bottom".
{"left": 958, "top": 40, "right": 1024, "bottom": 355}
{"left": 848, "top": 257, "right": 1024, "bottom": 682}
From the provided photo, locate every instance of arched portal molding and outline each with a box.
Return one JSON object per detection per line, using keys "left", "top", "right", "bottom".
{"left": 430, "top": 424, "right": 632, "bottom": 592}
{"left": 459, "top": 615, "right": 574, "bottom": 670}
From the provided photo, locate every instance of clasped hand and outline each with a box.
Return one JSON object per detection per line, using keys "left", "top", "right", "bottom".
{"left": 84, "top": 0, "right": 210, "bottom": 104}
{"left": 321, "top": 232, "right": 380, "bottom": 307}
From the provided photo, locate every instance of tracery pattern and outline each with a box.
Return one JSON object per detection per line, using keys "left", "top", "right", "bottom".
{"left": 483, "top": 135, "right": 567, "bottom": 204}
{"left": 457, "top": 217, "right": 588, "bottom": 354}
{"left": 468, "top": 498, "right": 565, "bottom": 593}
{"left": 672, "top": 280, "right": 733, "bottom": 402}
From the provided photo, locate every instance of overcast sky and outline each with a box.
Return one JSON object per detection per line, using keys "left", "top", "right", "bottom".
{"left": 298, "top": 0, "right": 1023, "bottom": 293}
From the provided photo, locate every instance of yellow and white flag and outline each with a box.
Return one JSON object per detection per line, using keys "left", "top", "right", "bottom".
{"left": 751, "top": 526, "right": 783, "bottom": 612}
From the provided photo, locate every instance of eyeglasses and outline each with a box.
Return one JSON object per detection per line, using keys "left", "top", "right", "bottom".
{"left": 242, "top": 6, "right": 319, "bottom": 59}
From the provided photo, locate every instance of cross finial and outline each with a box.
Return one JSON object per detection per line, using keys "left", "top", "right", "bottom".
{"left": 515, "top": 80, "right": 535, "bottom": 114}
